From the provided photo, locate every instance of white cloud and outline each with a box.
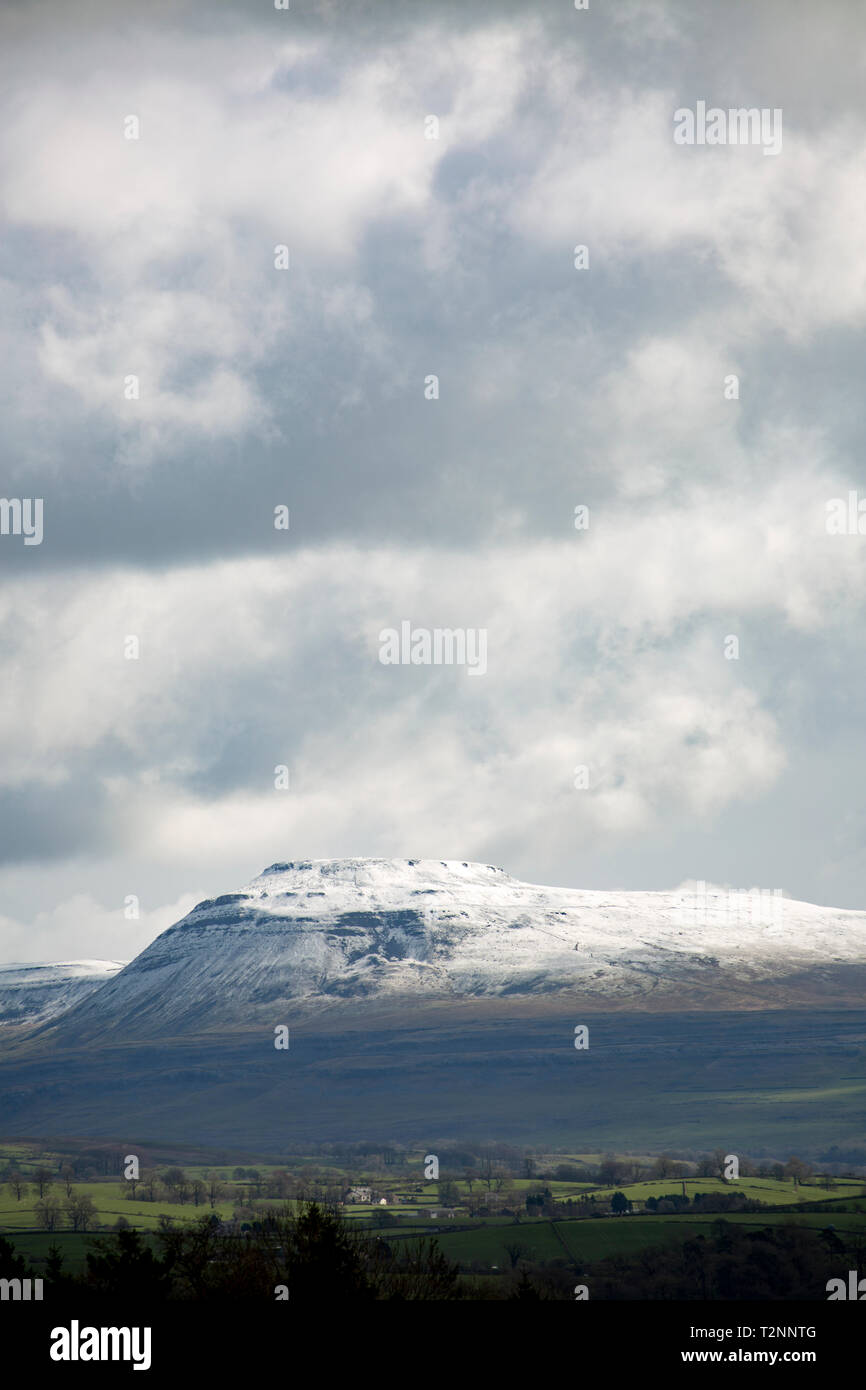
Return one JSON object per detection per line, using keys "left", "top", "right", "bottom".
{"left": 510, "top": 89, "right": 866, "bottom": 338}
{"left": 0, "top": 891, "right": 198, "bottom": 964}
{"left": 0, "top": 522, "right": 823, "bottom": 850}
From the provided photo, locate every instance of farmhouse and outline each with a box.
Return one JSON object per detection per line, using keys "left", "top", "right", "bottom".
{"left": 343, "top": 1186, "right": 373, "bottom": 1203}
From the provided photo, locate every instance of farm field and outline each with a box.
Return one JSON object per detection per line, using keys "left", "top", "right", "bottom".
{"left": 3, "top": 1136, "right": 866, "bottom": 1282}
{"left": 431, "top": 1209, "right": 866, "bottom": 1268}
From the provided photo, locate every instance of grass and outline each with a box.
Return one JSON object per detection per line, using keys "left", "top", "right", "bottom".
{"left": 589, "top": 1176, "right": 866, "bottom": 1205}
{"left": 434, "top": 1209, "right": 866, "bottom": 1268}
{"left": 0, "top": 1183, "right": 235, "bottom": 1231}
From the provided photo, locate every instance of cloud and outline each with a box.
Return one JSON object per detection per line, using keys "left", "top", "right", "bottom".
{"left": 1, "top": 0, "right": 866, "bottom": 961}
{"left": 0, "top": 524, "right": 828, "bottom": 873}
{"left": 0, "top": 891, "right": 198, "bottom": 964}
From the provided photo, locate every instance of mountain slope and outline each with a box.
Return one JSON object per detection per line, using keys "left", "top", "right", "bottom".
{"left": 49, "top": 858, "right": 866, "bottom": 1039}
{"left": 3, "top": 862, "right": 866, "bottom": 1152}
{"left": 0, "top": 960, "right": 125, "bottom": 1028}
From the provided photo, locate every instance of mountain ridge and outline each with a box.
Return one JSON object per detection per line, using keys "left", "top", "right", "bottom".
{"left": 34, "top": 857, "right": 866, "bottom": 1040}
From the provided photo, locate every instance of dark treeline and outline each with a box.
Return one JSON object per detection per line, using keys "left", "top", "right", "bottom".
{"left": 1, "top": 1204, "right": 859, "bottom": 1301}
{"left": 587, "top": 1220, "right": 860, "bottom": 1301}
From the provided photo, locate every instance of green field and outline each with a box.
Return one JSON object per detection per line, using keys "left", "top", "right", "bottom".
{"left": 590, "top": 1176, "right": 866, "bottom": 1205}
{"left": 432, "top": 1209, "right": 866, "bottom": 1268}
{"left": 3, "top": 1136, "right": 865, "bottom": 1283}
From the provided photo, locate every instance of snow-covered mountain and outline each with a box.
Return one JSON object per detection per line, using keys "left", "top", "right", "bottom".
{"left": 0, "top": 959, "right": 126, "bottom": 1027}
{"left": 48, "top": 859, "right": 866, "bottom": 1038}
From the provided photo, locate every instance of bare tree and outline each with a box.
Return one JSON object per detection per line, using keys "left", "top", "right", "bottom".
{"left": 65, "top": 1194, "right": 98, "bottom": 1232}
{"left": 651, "top": 1154, "right": 680, "bottom": 1181}
{"left": 598, "top": 1154, "right": 624, "bottom": 1185}
{"left": 34, "top": 1167, "right": 54, "bottom": 1199}
{"left": 35, "top": 1197, "right": 63, "bottom": 1232}
{"left": 162, "top": 1167, "right": 189, "bottom": 1204}
{"left": 480, "top": 1151, "right": 495, "bottom": 1191}
{"left": 7, "top": 1172, "right": 28, "bottom": 1201}
{"left": 784, "top": 1156, "right": 813, "bottom": 1186}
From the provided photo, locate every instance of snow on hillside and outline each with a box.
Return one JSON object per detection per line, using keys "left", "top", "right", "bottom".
{"left": 50, "top": 859, "right": 866, "bottom": 1035}
{"left": 0, "top": 959, "right": 126, "bottom": 1027}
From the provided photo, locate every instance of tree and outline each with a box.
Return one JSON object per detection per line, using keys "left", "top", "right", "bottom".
{"left": 784, "top": 1157, "right": 813, "bottom": 1186}
{"left": 509, "top": 1268, "right": 543, "bottom": 1300}
{"left": 438, "top": 1180, "right": 460, "bottom": 1208}
{"left": 374, "top": 1236, "right": 460, "bottom": 1300}
{"left": 269, "top": 1170, "right": 294, "bottom": 1201}
{"left": 7, "top": 1171, "right": 28, "bottom": 1201}
{"left": 35, "top": 1197, "right": 64, "bottom": 1232}
{"left": 598, "top": 1154, "right": 624, "bottom": 1185}
{"left": 60, "top": 1165, "right": 75, "bottom": 1197}
{"left": 480, "top": 1151, "right": 495, "bottom": 1191}
{"left": 611, "top": 1191, "right": 632, "bottom": 1215}
{"left": 162, "top": 1168, "right": 189, "bottom": 1204}
{"left": 66, "top": 1194, "right": 98, "bottom": 1232}
{"left": 45, "top": 1244, "right": 70, "bottom": 1294}
{"left": 712, "top": 1149, "right": 729, "bottom": 1180}
{"left": 0, "top": 1235, "right": 28, "bottom": 1280}
{"left": 651, "top": 1155, "right": 680, "bottom": 1181}
{"left": 34, "top": 1167, "right": 53, "bottom": 1199}
{"left": 85, "top": 1226, "right": 171, "bottom": 1299}
{"left": 269, "top": 1202, "right": 376, "bottom": 1302}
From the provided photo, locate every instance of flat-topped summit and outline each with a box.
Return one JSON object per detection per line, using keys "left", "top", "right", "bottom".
{"left": 38, "top": 858, "right": 866, "bottom": 1038}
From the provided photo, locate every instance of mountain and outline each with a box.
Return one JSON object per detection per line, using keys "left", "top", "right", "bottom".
{"left": 47, "top": 858, "right": 866, "bottom": 1039}
{"left": 0, "top": 960, "right": 126, "bottom": 1029}
{"left": 2, "top": 860, "right": 866, "bottom": 1154}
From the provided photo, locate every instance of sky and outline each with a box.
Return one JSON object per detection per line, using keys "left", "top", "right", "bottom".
{"left": 1, "top": 0, "right": 865, "bottom": 963}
